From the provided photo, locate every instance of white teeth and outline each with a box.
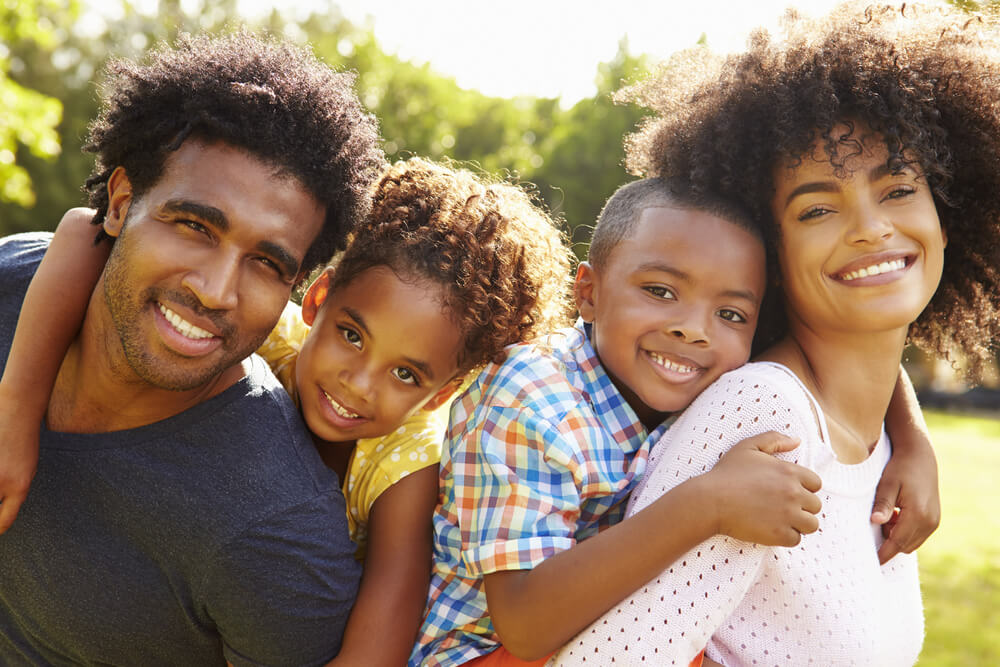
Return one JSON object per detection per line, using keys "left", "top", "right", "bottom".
{"left": 323, "top": 391, "right": 360, "bottom": 419}
{"left": 841, "top": 258, "right": 906, "bottom": 281}
{"left": 159, "top": 304, "right": 214, "bottom": 339}
{"left": 648, "top": 352, "right": 697, "bottom": 374}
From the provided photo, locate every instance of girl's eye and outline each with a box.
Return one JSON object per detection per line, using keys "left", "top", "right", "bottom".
{"left": 643, "top": 285, "right": 676, "bottom": 300}
{"left": 797, "top": 206, "right": 833, "bottom": 222}
{"left": 393, "top": 367, "right": 420, "bottom": 386}
{"left": 718, "top": 308, "right": 747, "bottom": 324}
{"left": 340, "top": 327, "right": 362, "bottom": 349}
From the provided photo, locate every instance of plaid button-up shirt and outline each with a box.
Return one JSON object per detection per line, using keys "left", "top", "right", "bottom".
{"left": 410, "top": 321, "right": 669, "bottom": 666}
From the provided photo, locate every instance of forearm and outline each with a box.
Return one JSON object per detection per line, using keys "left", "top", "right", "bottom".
{"left": 1, "top": 208, "right": 108, "bottom": 416}
{"left": 885, "top": 367, "right": 932, "bottom": 453}
{"left": 485, "top": 474, "right": 718, "bottom": 660}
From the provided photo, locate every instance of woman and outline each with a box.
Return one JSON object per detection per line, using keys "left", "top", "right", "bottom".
{"left": 552, "top": 3, "right": 1000, "bottom": 665}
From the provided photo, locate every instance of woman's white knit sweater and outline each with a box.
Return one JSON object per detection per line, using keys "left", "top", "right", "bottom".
{"left": 551, "top": 362, "right": 923, "bottom": 667}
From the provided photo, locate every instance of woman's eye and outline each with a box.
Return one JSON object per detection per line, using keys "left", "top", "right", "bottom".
{"left": 393, "top": 367, "right": 419, "bottom": 386}
{"left": 798, "top": 206, "right": 832, "bottom": 222}
{"left": 718, "top": 309, "right": 747, "bottom": 324}
{"left": 643, "top": 285, "right": 676, "bottom": 300}
{"left": 340, "top": 327, "right": 362, "bottom": 348}
{"left": 885, "top": 185, "right": 915, "bottom": 201}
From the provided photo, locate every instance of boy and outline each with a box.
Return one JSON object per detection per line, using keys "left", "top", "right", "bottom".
{"left": 411, "top": 177, "right": 939, "bottom": 667}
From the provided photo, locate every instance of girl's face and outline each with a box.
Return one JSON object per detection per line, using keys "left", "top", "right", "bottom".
{"left": 295, "top": 266, "right": 463, "bottom": 443}
{"left": 770, "top": 125, "right": 946, "bottom": 337}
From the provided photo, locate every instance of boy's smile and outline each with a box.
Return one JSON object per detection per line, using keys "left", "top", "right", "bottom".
{"left": 575, "top": 206, "right": 766, "bottom": 430}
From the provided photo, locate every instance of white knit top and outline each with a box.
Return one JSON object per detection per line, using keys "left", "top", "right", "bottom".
{"left": 551, "top": 362, "right": 924, "bottom": 667}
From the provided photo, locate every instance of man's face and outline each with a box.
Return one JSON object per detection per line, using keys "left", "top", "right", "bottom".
{"left": 100, "top": 140, "right": 325, "bottom": 391}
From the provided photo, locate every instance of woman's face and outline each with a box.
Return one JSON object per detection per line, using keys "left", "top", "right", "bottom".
{"left": 770, "top": 125, "right": 946, "bottom": 337}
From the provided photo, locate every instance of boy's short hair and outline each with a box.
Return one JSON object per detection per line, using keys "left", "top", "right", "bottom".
{"left": 589, "top": 178, "right": 760, "bottom": 270}
{"left": 84, "top": 30, "right": 385, "bottom": 279}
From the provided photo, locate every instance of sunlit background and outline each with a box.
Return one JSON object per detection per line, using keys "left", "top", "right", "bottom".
{"left": 1, "top": 1, "right": 997, "bottom": 664}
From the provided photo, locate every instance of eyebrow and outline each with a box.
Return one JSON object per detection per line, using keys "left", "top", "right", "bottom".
{"left": 782, "top": 162, "right": 915, "bottom": 208}
{"left": 636, "top": 261, "right": 759, "bottom": 304}
{"left": 343, "top": 307, "right": 436, "bottom": 380}
{"left": 161, "top": 199, "right": 301, "bottom": 277}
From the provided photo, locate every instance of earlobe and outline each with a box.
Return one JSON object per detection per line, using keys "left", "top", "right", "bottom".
{"left": 574, "top": 262, "right": 598, "bottom": 323}
{"left": 301, "top": 269, "right": 334, "bottom": 326}
{"left": 422, "top": 377, "right": 463, "bottom": 412}
{"left": 104, "top": 167, "right": 133, "bottom": 238}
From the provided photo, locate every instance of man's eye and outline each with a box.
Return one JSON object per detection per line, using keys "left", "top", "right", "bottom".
{"left": 182, "top": 220, "right": 209, "bottom": 234}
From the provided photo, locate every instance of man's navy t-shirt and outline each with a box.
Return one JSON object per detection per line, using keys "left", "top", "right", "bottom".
{"left": 0, "top": 233, "right": 361, "bottom": 666}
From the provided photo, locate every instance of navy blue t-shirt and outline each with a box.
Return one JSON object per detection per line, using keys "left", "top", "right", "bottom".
{"left": 0, "top": 233, "right": 360, "bottom": 666}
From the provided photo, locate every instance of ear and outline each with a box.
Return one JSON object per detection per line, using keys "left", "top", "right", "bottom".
{"left": 301, "top": 268, "right": 334, "bottom": 326}
{"left": 574, "top": 261, "right": 598, "bottom": 323}
{"left": 104, "top": 166, "right": 133, "bottom": 238}
{"left": 422, "top": 377, "right": 463, "bottom": 412}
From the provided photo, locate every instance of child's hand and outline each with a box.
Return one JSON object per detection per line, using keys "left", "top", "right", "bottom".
{"left": 871, "top": 438, "right": 940, "bottom": 564}
{"left": 0, "top": 389, "right": 40, "bottom": 534}
{"left": 707, "top": 432, "right": 822, "bottom": 547}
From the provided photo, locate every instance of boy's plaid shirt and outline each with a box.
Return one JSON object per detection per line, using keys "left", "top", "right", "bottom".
{"left": 410, "top": 320, "right": 669, "bottom": 666}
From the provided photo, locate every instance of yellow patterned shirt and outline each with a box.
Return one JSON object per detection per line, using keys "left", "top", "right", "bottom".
{"left": 256, "top": 302, "right": 447, "bottom": 560}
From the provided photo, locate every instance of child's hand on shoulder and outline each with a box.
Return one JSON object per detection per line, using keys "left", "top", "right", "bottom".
{"left": 0, "top": 383, "right": 40, "bottom": 533}
{"left": 705, "top": 432, "right": 822, "bottom": 547}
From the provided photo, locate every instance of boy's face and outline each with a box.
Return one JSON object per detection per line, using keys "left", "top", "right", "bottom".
{"left": 296, "top": 266, "right": 463, "bottom": 443}
{"left": 576, "top": 206, "right": 766, "bottom": 429}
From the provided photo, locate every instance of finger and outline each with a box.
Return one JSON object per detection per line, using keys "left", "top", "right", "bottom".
{"left": 877, "top": 532, "right": 903, "bottom": 564}
{"left": 797, "top": 468, "right": 823, "bottom": 494}
{"left": 871, "top": 478, "right": 901, "bottom": 525}
{"left": 800, "top": 490, "right": 823, "bottom": 516}
{"left": 739, "top": 431, "right": 800, "bottom": 455}
{"left": 793, "top": 511, "right": 820, "bottom": 536}
{"left": 0, "top": 494, "right": 25, "bottom": 535}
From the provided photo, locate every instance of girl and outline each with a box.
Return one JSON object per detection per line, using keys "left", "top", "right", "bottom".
{"left": 0, "top": 156, "right": 575, "bottom": 666}
{"left": 553, "top": 3, "right": 1000, "bottom": 665}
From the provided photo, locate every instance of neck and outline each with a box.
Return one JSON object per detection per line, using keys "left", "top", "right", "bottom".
{"left": 47, "top": 307, "right": 242, "bottom": 433}
{"left": 761, "top": 315, "right": 907, "bottom": 461}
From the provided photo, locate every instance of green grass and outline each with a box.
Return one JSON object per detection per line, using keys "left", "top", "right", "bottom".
{"left": 918, "top": 410, "right": 1000, "bottom": 666}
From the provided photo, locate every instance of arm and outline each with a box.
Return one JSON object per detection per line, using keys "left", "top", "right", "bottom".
{"left": 549, "top": 369, "right": 824, "bottom": 666}
{"left": 327, "top": 465, "right": 438, "bottom": 666}
{"left": 0, "top": 207, "right": 108, "bottom": 533}
{"left": 875, "top": 366, "right": 941, "bottom": 563}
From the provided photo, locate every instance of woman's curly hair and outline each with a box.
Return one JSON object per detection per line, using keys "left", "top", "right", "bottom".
{"left": 84, "top": 30, "right": 385, "bottom": 278}
{"left": 329, "top": 157, "right": 575, "bottom": 374}
{"left": 621, "top": 1, "right": 1000, "bottom": 381}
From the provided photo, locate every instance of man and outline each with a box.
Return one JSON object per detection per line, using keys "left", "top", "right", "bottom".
{"left": 0, "top": 32, "right": 384, "bottom": 665}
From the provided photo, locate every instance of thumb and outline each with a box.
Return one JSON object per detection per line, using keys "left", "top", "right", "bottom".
{"left": 871, "top": 478, "right": 901, "bottom": 525}
{"left": 734, "top": 431, "right": 800, "bottom": 455}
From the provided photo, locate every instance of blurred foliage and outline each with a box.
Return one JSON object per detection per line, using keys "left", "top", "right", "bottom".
{"left": 0, "top": 0, "right": 653, "bottom": 258}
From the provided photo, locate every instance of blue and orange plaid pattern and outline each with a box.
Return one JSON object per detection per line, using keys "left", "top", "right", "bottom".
{"left": 410, "top": 321, "right": 669, "bottom": 666}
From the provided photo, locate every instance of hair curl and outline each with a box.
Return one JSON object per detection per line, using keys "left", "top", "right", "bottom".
{"left": 329, "top": 157, "right": 574, "bottom": 373}
{"left": 622, "top": 1, "right": 1000, "bottom": 380}
{"left": 83, "top": 30, "right": 385, "bottom": 278}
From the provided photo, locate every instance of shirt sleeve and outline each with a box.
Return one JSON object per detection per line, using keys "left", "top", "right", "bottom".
{"left": 200, "top": 494, "right": 362, "bottom": 667}
{"left": 551, "top": 366, "right": 820, "bottom": 666}
{"left": 255, "top": 303, "right": 306, "bottom": 405}
{"left": 454, "top": 401, "right": 603, "bottom": 577}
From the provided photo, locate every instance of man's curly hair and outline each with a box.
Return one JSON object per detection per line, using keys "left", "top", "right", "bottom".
{"left": 83, "top": 30, "right": 385, "bottom": 278}
{"left": 621, "top": 1, "right": 1000, "bottom": 380}
{"left": 329, "top": 157, "right": 574, "bottom": 373}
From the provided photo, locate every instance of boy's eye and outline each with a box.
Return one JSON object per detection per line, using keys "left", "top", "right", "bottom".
{"left": 340, "top": 326, "right": 362, "bottom": 349}
{"left": 643, "top": 285, "right": 676, "bottom": 300}
{"left": 718, "top": 308, "right": 747, "bottom": 324}
{"left": 393, "top": 367, "right": 420, "bottom": 386}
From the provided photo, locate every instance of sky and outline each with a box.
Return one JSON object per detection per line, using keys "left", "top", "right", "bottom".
{"left": 233, "top": 0, "right": 846, "bottom": 103}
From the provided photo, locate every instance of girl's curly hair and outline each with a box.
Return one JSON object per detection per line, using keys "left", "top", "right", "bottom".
{"left": 329, "top": 157, "right": 574, "bottom": 373}
{"left": 621, "top": 1, "right": 1000, "bottom": 381}
{"left": 84, "top": 30, "right": 385, "bottom": 278}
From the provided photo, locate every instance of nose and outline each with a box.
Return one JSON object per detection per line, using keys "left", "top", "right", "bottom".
{"left": 846, "top": 204, "right": 894, "bottom": 245}
{"left": 340, "top": 361, "right": 376, "bottom": 405}
{"left": 181, "top": 249, "right": 241, "bottom": 311}
{"left": 667, "top": 305, "right": 710, "bottom": 345}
